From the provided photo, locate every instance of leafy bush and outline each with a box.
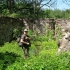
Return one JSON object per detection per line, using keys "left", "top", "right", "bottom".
{"left": 0, "top": 37, "right": 70, "bottom": 70}
{"left": 2, "top": 9, "right": 10, "bottom": 16}
{"left": 13, "top": 28, "right": 19, "bottom": 39}
{"left": 42, "top": 40, "right": 58, "bottom": 50}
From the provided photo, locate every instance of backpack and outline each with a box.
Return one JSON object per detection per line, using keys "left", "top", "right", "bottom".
{"left": 17, "top": 34, "right": 31, "bottom": 47}
{"left": 17, "top": 35, "right": 23, "bottom": 47}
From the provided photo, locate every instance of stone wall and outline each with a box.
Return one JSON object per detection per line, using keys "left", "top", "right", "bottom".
{"left": 0, "top": 16, "right": 70, "bottom": 45}
{"left": 0, "top": 16, "right": 24, "bottom": 45}
{"left": 55, "top": 18, "right": 70, "bottom": 31}
{"left": 24, "top": 18, "right": 70, "bottom": 35}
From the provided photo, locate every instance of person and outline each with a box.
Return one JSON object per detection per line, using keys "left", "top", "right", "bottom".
{"left": 20, "top": 29, "right": 31, "bottom": 59}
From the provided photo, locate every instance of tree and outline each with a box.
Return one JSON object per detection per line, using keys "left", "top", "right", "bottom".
{"left": 7, "top": 0, "right": 15, "bottom": 13}
{"left": 32, "top": 0, "right": 57, "bottom": 17}
{"left": 0, "top": 0, "right": 57, "bottom": 18}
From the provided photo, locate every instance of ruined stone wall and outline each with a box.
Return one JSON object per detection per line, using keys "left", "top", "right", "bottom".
{"left": 55, "top": 18, "right": 70, "bottom": 37}
{"left": 0, "top": 16, "right": 24, "bottom": 45}
{"left": 24, "top": 18, "right": 70, "bottom": 35}
{"left": 55, "top": 18, "right": 70, "bottom": 31}
{"left": 0, "top": 16, "right": 70, "bottom": 45}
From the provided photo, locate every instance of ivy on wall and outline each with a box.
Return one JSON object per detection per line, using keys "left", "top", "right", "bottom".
{"left": 0, "top": 17, "right": 24, "bottom": 45}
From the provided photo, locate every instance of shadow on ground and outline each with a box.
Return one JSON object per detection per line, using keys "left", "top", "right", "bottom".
{"left": 0, "top": 52, "right": 20, "bottom": 70}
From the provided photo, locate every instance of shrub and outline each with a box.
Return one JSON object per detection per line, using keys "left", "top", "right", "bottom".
{"left": 0, "top": 33, "right": 70, "bottom": 70}
{"left": 42, "top": 40, "right": 58, "bottom": 50}
{"left": 2, "top": 9, "right": 10, "bottom": 16}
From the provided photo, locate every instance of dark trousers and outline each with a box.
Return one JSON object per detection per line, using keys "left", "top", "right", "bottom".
{"left": 22, "top": 45, "right": 29, "bottom": 59}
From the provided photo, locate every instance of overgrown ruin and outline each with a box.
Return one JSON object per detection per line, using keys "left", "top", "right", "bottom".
{"left": 0, "top": 16, "right": 70, "bottom": 46}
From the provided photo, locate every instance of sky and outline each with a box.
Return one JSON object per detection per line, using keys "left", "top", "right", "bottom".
{"left": 42, "top": 0, "right": 70, "bottom": 10}
{"left": 57, "top": 0, "right": 70, "bottom": 10}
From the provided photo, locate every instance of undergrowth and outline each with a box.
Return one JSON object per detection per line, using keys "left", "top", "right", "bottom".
{"left": 0, "top": 40, "right": 70, "bottom": 70}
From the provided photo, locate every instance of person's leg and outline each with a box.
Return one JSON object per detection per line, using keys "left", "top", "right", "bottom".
{"left": 22, "top": 46, "right": 25, "bottom": 59}
{"left": 24, "top": 47, "right": 29, "bottom": 59}
{"left": 22, "top": 46, "right": 29, "bottom": 59}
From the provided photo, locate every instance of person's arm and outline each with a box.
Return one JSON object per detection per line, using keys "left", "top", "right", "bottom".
{"left": 25, "top": 36, "right": 30, "bottom": 40}
{"left": 20, "top": 35, "right": 30, "bottom": 45}
{"left": 20, "top": 39, "right": 29, "bottom": 45}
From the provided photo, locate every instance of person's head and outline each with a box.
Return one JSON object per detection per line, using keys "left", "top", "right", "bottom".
{"left": 24, "top": 29, "right": 28, "bottom": 35}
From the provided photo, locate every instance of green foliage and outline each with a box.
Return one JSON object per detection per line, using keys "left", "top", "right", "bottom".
{"left": 40, "top": 9, "right": 70, "bottom": 18}
{"left": 0, "top": 28, "right": 70, "bottom": 70}
{"left": 0, "top": 39, "right": 70, "bottom": 70}
{"left": 2, "top": 9, "right": 10, "bottom": 16}
{"left": 0, "top": 0, "right": 70, "bottom": 18}
{"left": 42, "top": 40, "right": 57, "bottom": 50}
{"left": 28, "top": 29, "right": 33, "bottom": 37}
{"left": 9, "top": 13, "right": 18, "bottom": 17}
{"left": 13, "top": 28, "right": 19, "bottom": 39}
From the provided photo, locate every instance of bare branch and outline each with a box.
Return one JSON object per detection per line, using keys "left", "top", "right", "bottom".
{"left": 62, "top": 0, "right": 70, "bottom": 7}
{"left": 40, "top": 0, "right": 52, "bottom": 8}
{"left": 49, "top": 0, "right": 57, "bottom": 7}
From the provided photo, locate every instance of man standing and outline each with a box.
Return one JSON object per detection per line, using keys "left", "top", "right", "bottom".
{"left": 20, "top": 29, "right": 31, "bottom": 59}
